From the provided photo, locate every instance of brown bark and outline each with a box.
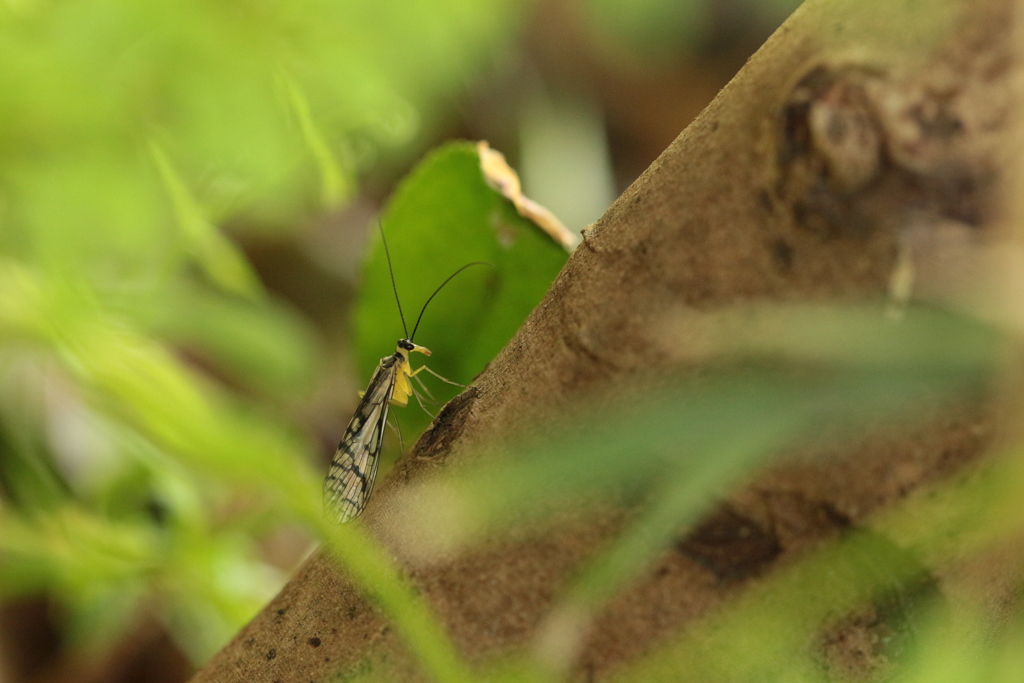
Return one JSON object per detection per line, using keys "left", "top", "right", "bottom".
{"left": 191, "top": 0, "right": 1020, "bottom": 680}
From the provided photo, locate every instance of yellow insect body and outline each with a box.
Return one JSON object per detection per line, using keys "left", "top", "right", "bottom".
{"left": 389, "top": 343, "right": 430, "bottom": 407}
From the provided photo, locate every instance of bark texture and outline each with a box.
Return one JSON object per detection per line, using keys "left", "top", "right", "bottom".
{"left": 192, "top": 0, "right": 1020, "bottom": 680}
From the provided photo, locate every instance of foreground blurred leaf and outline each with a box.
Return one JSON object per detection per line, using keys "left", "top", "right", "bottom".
{"left": 394, "top": 306, "right": 998, "bottom": 559}
{"left": 382, "top": 305, "right": 999, "bottom": 675}
{"left": 615, "top": 531, "right": 936, "bottom": 683}
{"left": 354, "top": 141, "right": 569, "bottom": 440}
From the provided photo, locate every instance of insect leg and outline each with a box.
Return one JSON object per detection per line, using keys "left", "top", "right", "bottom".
{"left": 388, "top": 412, "right": 405, "bottom": 453}
{"left": 412, "top": 372, "right": 437, "bottom": 402}
{"left": 419, "top": 365, "right": 468, "bottom": 388}
{"left": 411, "top": 384, "right": 437, "bottom": 419}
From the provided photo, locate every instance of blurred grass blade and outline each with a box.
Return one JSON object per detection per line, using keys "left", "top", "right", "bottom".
{"left": 309, "top": 516, "right": 477, "bottom": 683}
{"left": 615, "top": 531, "right": 934, "bottom": 683}
{"left": 386, "top": 304, "right": 998, "bottom": 668}
{"left": 278, "top": 69, "right": 350, "bottom": 208}
{"left": 669, "top": 304, "right": 1001, "bottom": 371}
{"left": 0, "top": 382, "right": 68, "bottom": 512}
{"left": 532, "top": 368, "right": 973, "bottom": 670}
{"left": 388, "top": 376, "right": 820, "bottom": 559}
{"left": 555, "top": 406, "right": 808, "bottom": 609}
{"left": 392, "top": 335, "right": 993, "bottom": 563}
{"left": 611, "top": 445, "right": 1024, "bottom": 683}
{"left": 148, "top": 140, "right": 265, "bottom": 299}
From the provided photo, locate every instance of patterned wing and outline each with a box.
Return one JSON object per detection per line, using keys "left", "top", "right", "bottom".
{"left": 323, "top": 355, "right": 399, "bottom": 523}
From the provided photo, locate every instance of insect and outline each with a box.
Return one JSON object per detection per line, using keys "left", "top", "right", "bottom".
{"left": 322, "top": 225, "right": 487, "bottom": 524}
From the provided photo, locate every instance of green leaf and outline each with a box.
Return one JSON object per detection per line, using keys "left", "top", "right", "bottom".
{"left": 353, "top": 141, "right": 569, "bottom": 440}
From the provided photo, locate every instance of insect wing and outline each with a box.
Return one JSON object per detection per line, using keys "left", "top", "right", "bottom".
{"left": 323, "top": 356, "right": 398, "bottom": 523}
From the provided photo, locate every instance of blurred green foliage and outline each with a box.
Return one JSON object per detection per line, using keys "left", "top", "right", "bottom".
{"left": 0, "top": 0, "right": 529, "bottom": 669}
{"left": 0, "top": 0, "right": 521, "bottom": 243}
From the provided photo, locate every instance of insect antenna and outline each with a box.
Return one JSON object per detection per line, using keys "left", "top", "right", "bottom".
{"left": 378, "top": 221, "right": 409, "bottom": 339}
{"left": 410, "top": 261, "right": 492, "bottom": 342}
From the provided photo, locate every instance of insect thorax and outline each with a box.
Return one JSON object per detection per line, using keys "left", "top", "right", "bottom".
{"left": 379, "top": 353, "right": 402, "bottom": 368}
